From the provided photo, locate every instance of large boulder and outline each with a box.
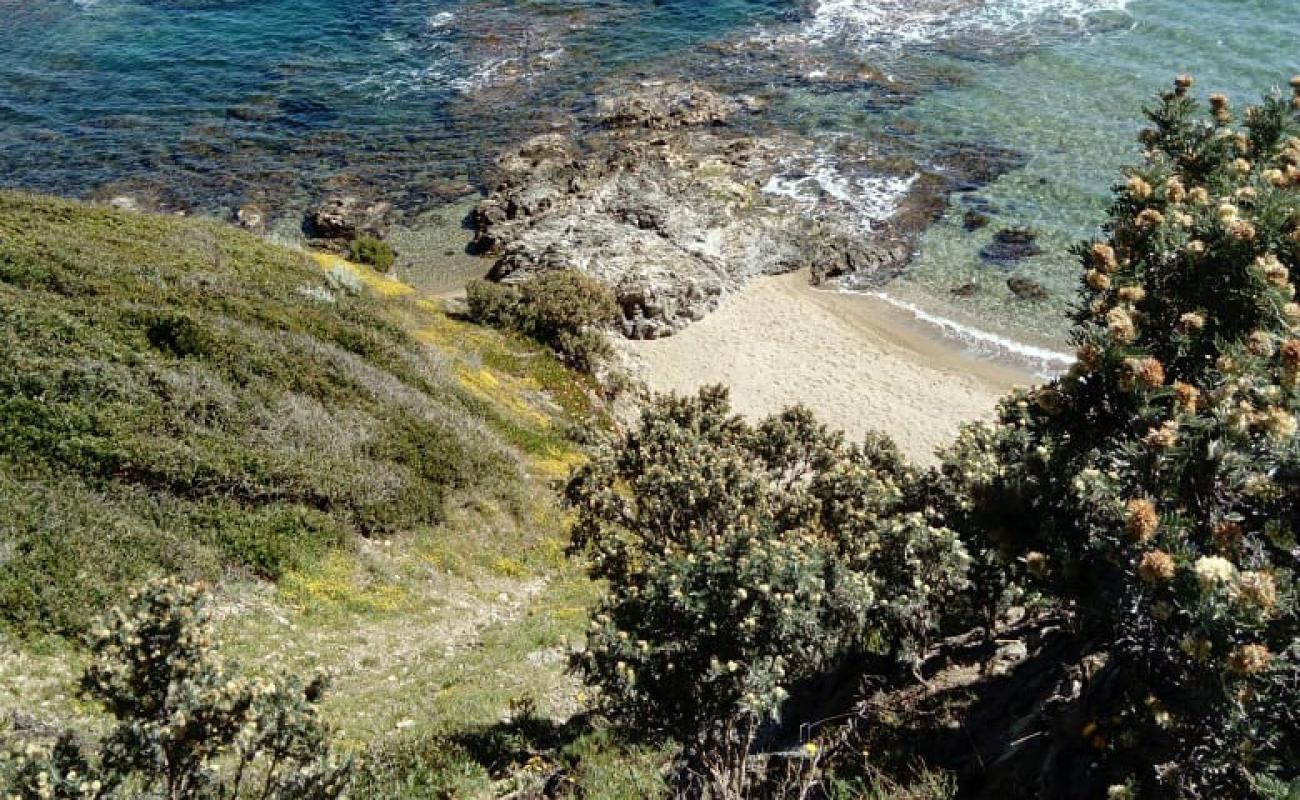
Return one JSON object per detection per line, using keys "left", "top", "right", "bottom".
{"left": 304, "top": 194, "right": 392, "bottom": 247}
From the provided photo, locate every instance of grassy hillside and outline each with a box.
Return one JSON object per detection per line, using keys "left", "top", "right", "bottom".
{"left": 0, "top": 191, "right": 592, "bottom": 635}
{"left": 0, "top": 192, "right": 670, "bottom": 796}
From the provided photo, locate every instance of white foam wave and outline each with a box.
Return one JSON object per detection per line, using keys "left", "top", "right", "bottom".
{"left": 802, "top": 0, "right": 1131, "bottom": 48}
{"left": 353, "top": 11, "right": 566, "bottom": 102}
{"left": 428, "top": 11, "right": 456, "bottom": 29}
{"left": 350, "top": 58, "right": 519, "bottom": 100}
{"left": 350, "top": 49, "right": 563, "bottom": 100}
{"left": 861, "top": 289, "right": 1074, "bottom": 378}
{"left": 762, "top": 153, "right": 916, "bottom": 234}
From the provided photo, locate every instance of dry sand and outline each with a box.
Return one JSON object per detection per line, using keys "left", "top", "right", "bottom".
{"left": 618, "top": 271, "right": 1036, "bottom": 464}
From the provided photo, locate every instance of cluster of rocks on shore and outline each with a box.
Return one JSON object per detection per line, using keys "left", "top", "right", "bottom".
{"left": 463, "top": 82, "right": 951, "bottom": 339}
{"left": 92, "top": 74, "right": 1038, "bottom": 340}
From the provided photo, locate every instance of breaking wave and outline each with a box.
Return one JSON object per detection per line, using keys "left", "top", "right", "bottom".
{"left": 800, "top": 0, "right": 1133, "bottom": 48}
{"left": 762, "top": 152, "right": 917, "bottom": 235}
{"left": 864, "top": 290, "right": 1075, "bottom": 378}
{"left": 350, "top": 8, "right": 566, "bottom": 101}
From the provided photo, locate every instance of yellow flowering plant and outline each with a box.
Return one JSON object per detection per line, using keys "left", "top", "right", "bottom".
{"left": 935, "top": 78, "right": 1300, "bottom": 798}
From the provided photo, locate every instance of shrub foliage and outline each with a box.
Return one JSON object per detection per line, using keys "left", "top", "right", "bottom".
{"left": 0, "top": 578, "right": 351, "bottom": 799}
{"left": 466, "top": 271, "right": 617, "bottom": 370}
{"left": 938, "top": 78, "right": 1300, "bottom": 796}
{"left": 565, "top": 388, "right": 969, "bottom": 745}
{"left": 347, "top": 235, "right": 396, "bottom": 273}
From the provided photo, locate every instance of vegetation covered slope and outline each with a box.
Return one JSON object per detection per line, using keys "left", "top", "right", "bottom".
{"left": 0, "top": 191, "right": 575, "bottom": 635}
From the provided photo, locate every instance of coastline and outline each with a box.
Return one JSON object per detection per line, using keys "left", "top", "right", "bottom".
{"left": 619, "top": 270, "right": 1037, "bottom": 464}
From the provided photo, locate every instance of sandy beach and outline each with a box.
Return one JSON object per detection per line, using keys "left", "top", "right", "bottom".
{"left": 619, "top": 271, "right": 1036, "bottom": 464}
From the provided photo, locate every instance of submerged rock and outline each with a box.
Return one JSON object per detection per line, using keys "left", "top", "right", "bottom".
{"left": 963, "top": 209, "right": 991, "bottom": 231}
{"left": 981, "top": 227, "right": 1042, "bottom": 265}
{"left": 1007, "top": 276, "right": 1048, "bottom": 301}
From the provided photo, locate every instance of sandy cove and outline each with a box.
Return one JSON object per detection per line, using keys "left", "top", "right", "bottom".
{"left": 618, "top": 270, "right": 1036, "bottom": 465}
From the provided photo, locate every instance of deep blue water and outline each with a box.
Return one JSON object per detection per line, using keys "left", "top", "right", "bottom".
{"left": 0, "top": 0, "right": 798, "bottom": 212}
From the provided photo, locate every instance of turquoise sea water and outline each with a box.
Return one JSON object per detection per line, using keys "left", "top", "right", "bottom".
{"left": 883, "top": 0, "right": 1300, "bottom": 347}
{"left": 0, "top": 0, "right": 1295, "bottom": 346}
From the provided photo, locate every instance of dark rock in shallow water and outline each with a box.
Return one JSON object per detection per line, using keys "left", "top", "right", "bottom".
{"left": 951, "top": 282, "right": 980, "bottom": 298}
{"left": 1007, "top": 277, "right": 1048, "bottom": 301}
{"left": 958, "top": 193, "right": 1000, "bottom": 230}
{"left": 981, "top": 227, "right": 1042, "bottom": 265}
{"left": 226, "top": 102, "right": 276, "bottom": 123}
{"left": 933, "top": 143, "right": 1028, "bottom": 193}
{"left": 962, "top": 209, "right": 990, "bottom": 231}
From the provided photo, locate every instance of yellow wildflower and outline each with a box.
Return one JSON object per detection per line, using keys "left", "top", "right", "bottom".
{"left": 1135, "top": 208, "right": 1164, "bottom": 228}
{"left": 1118, "top": 285, "right": 1146, "bottom": 303}
{"left": 1227, "top": 644, "right": 1270, "bottom": 676}
{"left": 1107, "top": 307, "right": 1137, "bottom": 343}
{"left": 1127, "top": 175, "right": 1153, "bottom": 199}
{"left": 1236, "top": 571, "right": 1278, "bottom": 612}
{"left": 1194, "top": 555, "right": 1236, "bottom": 586}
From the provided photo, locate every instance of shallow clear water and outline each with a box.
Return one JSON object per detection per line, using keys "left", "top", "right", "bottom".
{"left": 883, "top": 0, "right": 1299, "bottom": 345}
{"left": 0, "top": 0, "right": 1295, "bottom": 345}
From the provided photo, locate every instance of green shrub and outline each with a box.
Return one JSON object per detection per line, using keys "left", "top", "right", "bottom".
{"left": 465, "top": 279, "right": 522, "bottom": 329}
{"left": 939, "top": 77, "right": 1300, "bottom": 797}
{"left": 143, "top": 311, "right": 215, "bottom": 359}
{"left": 517, "top": 271, "right": 618, "bottom": 343}
{"left": 348, "top": 235, "right": 396, "bottom": 272}
{"left": 565, "top": 388, "right": 968, "bottom": 754}
{"left": 0, "top": 578, "right": 352, "bottom": 799}
{"left": 206, "top": 505, "right": 347, "bottom": 579}
{"left": 466, "top": 271, "right": 617, "bottom": 370}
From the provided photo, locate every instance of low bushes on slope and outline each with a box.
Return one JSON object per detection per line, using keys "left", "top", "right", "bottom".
{"left": 1, "top": 578, "right": 352, "bottom": 799}
{"left": 0, "top": 192, "right": 519, "bottom": 635}
{"left": 466, "top": 270, "right": 617, "bottom": 371}
{"left": 565, "top": 388, "right": 970, "bottom": 794}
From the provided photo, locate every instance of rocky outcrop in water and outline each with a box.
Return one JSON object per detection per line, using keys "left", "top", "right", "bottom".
{"left": 596, "top": 84, "right": 738, "bottom": 130}
{"left": 304, "top": 194, "right": 392, "bottom": 251}
{"left": 981, "top": 227, "right": 1042, "bottom": 265}
{"left": 1007, "top": 277, "right": 1049, "bottom": 301}
{"left": 471, "top": 82, "right": 945, "bottom": 339}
